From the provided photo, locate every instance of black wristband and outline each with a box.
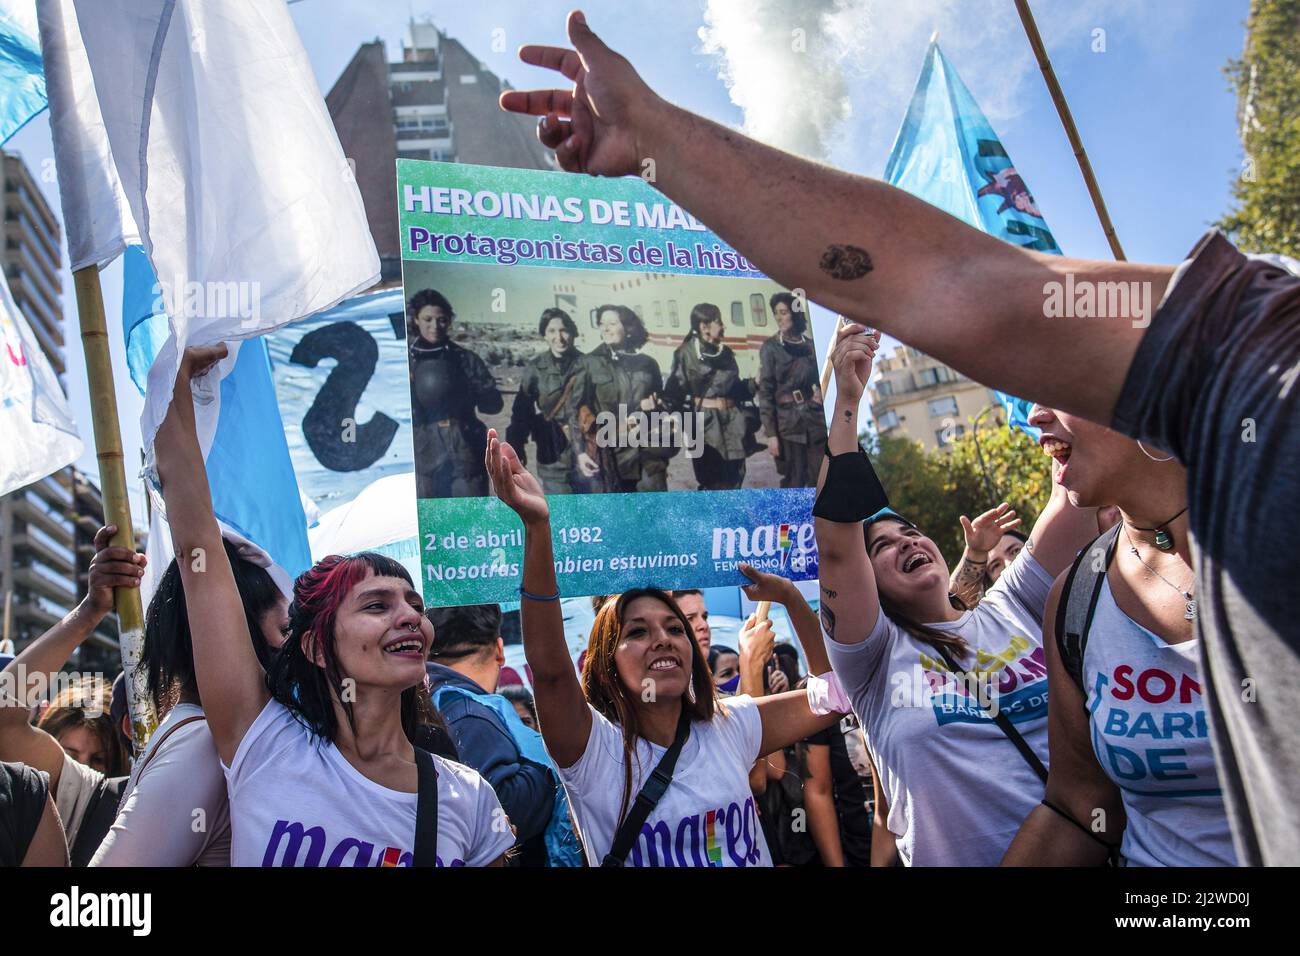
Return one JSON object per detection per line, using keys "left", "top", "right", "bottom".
{"left": 812, "top": 448, "right": 890, "bottom": 523}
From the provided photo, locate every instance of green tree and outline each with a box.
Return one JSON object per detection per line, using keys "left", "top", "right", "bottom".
{"left": 1217, "top": 0, "right": 1300, "bottom": 258}
{"left": 866, "top": 426, "right": 1052, "bottom": 565}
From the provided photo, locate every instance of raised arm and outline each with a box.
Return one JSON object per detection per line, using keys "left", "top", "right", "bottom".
{"left": 0, "top": 525, "right": 144, "bottom": 791}
{"left": 154, "top": 346, "right": 270, "bottom": 765}
{"left": 813, "top": 324, "right": 882, "bottom": 648}
{"left": 1003, "top": 576, "right": 1125, "bottom": 865}
{"left": 484, "top": 428, "right": 591, "bottom": 768}
{"left": 503, "top": 12, "right": 1173, "bottom": 428}
{"left": 737, "top": 564, "right": 831, "bottom": 675}
{"left": 950, "top": 503, "right": 1022, "bottom": 609}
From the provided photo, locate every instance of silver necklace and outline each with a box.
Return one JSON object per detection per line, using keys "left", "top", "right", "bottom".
{"left": 1123, "top": 524, "right": 1196, "bottom": 621}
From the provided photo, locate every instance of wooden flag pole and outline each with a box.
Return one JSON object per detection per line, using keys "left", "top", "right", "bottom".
{"left": 1014, "top": 0, "right": 1127, "bottom": 261}
{"left": 73, "top": 264, "right": 154, "bottom": 751}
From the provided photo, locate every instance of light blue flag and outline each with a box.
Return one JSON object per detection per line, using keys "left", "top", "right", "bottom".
{"left": 122, "top": 245, "right": 311, "bottom": 579}
{"left": 884, "top": 40, "right": 1061, "bottom": 439}
{"left": 0, "top": 1, "right": 45, "bottom": 145}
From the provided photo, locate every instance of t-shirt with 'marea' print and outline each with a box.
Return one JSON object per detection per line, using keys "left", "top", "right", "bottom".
{"left": 826, "top": 549, "right": 1055, "bottom": 867}
{"left": 557, "top": 695, "right": 770, "bottom": 867}
{"left": 223, "top": 699, "right": 513, "bottom": 867}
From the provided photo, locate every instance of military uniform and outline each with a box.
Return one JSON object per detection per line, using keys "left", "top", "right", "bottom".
{"left": 505, "top": 347, "right": 586, "bottom": 494}
{"left": 409, "top": 339, "right": 503, "bottom": 498}
{"left": 571, "top": 343, "right": 672, "bottom": 493}
{"left": 757, "top": 333, "right": 827, "bottom": 488}
{"left": 664, "top": 336, "right": 752, "bottom": 490}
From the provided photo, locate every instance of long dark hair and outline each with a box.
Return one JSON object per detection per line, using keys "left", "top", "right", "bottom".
{"left": 864, "top": 516, "right": 969, "bottom": 660}
{"left": 769, "top": 291, "right": 808, "bottom": 336}
{"left": 140, "top": 539, "right": 283, "bottom": 714}
{"left": 596, "top": 304, "right": 648, "bottom": 352}
{"left": 582, "top": 588, "right": 716, "bottom": 826}
{"left": 685, "top": 302, "right": 723, "bottom": 348}
{"left": 266, "top": 552, "right": 434, "bottom": 744}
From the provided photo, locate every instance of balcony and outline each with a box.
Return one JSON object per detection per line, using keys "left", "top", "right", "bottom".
{"left": 10, "top": 532, "right": 76, "bottom": 578}
{"left": 11, "top": 494, "right": 73, "bottom": 546}
{"left": 13, "top": 565, "right": 77, "bottom": 611}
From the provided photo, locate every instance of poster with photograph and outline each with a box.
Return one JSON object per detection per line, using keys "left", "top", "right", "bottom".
{"left": 399, "top": 160, "right": 826, "bottom": 606}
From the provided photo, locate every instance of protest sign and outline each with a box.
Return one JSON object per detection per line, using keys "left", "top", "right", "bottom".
{"left": 399, "top": 160, "right": 826, "bottom": 606}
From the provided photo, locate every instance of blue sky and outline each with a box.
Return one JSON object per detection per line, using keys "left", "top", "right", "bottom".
{"left": 9, "top": 0, "right": 1250, "bottom": 522}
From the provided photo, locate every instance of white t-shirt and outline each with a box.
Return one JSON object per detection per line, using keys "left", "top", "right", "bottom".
{"left": 91, "top": 703, "right": 231, "bottom": 867}
{"left": 55, "top": 752, "right": 103, "bottom": 850}
{"left": 1085, "top": 579, "right": 1237, "bottom": 866}
{"left": 224, "top": 699, "right": 513, "bottom": 867}
{"left": 557, "top": 696, "right": 770, "bottom": 867}
{"left": 827, "top": 549, "right": 1055, "bottom": 866}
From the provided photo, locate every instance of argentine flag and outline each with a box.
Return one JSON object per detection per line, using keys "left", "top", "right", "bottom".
{"left": 123, "top": 246, "right": 311, "bottom": 591}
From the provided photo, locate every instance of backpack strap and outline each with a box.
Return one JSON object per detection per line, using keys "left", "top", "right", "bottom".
{"left": 1054, "top": 524, "right": 1123, "bottom": 698}
{"left": 138, "top": 715, "right": 206, "bottom": 775}
{"left": 413, "top": 747, "right": 439, "bottom": 868}
{"left": 934, "top": 645, "right": 1047, "bottom": 785}
{"left": 601, "top": 707, "right": 692, "bottom": 867}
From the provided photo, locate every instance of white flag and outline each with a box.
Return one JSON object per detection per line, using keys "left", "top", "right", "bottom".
{"left": 59, "top": 0, "right": 379, "bottom": 473}
{"left": 36, "top": 0, "right": 140, "bottom": 270}
{"left": 0, "top": 271, "right": 83, "bottom": 496}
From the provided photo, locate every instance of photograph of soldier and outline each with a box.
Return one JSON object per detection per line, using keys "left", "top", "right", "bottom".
{"left": 757, "top": 292, "right": 827, "bottom": 488}
{"left": 663, "top": 302, "right": 755, "bottom": 490}
{"left": 571, "top": 304, "right": 675, "bottom": 493}
{"left": 407, "top": 288, "right": 504, "bottom": 497}
{"left": 505, "top": 307, "right": 588, "bottom": 494}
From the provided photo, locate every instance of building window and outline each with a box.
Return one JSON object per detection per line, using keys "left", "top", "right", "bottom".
{"left": 731, "top": 301, "right": 745, "bottom": 327}
{"left": 915, "top": 366, "right": 955, "bottom": 388}
{"left": 667, "top": 300, "right": 680, "bottom": 328}
{"left": 878, "top": 410, "right": 900, "bottom": 430}
{"left": 459, "top": 74, "right": 478, "bottom": 84}
{"left": 876, "top": 380, "right": 894, "bottom": 397}
{"left": 749, "top": 293, "right": 768, "bottom": 327}
{"left": 652, "top": 300, "right": 663, "bottom": 326}
{"left": 928, "top": 396, "right": 958, "bottom": 417}
{"left": 935, "top": 424, "right": 966, "bottom": 447}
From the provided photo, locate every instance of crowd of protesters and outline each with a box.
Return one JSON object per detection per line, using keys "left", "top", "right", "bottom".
{"left": 3, "top": 10, "right": 1295, "bottom": 868}
{"left": 0, "top": 329, "right": 1245, "bottom": 867}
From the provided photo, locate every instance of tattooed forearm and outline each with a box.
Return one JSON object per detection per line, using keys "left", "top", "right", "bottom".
{"left": 949, "top": 555, "right": 987, "bottom": 610}
{"left": 819, "top": 244, "right": 874, "bottom": 281}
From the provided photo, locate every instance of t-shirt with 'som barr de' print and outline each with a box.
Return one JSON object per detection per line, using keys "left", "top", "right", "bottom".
{"left": 223, "top": 699, "right": 513, "bottom": 867}
{"left": 557, "top": 695, "right": 771, "bottom": 867}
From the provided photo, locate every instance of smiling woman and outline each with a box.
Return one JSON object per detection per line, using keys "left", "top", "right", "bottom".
{"left": 154, "top": 345, "right": 512, "bottom": 868}
{"left": 814, "top": 321, "right": 1105, "bottom": 866}
{"left": 485, "top": 426, "right": 840, "bottom": 867}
